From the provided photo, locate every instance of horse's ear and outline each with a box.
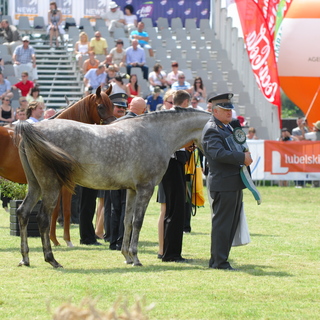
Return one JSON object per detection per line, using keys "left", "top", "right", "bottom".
{"left": 106, "top": 84, "right": 112, "bottom": 96}
{"left": 96, "top": 86, "right": 102, "bottom": 97}
{"left": 65, "top": 95, "right": 70, "bottom": 106}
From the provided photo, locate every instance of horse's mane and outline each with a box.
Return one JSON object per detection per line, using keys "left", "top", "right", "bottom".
{"left": 56, "top": 95, "right": 91, "bottom": 121}
{"left": 135, "top": 106, "right": 210, "bottom": 119}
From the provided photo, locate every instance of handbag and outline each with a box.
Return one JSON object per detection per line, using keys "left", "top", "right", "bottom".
{"left": 232, "top": 203, "right": 251, "bottom": 246}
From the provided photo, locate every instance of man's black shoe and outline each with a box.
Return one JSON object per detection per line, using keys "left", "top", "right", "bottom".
{"left": 174, "top": 257, "right": 189, "bottom": 263}
{"left": 210, "top": 265, "right": 238, "bottom": 271}
{"left": 163, "top": 257, "right": 191, "bottom": 263}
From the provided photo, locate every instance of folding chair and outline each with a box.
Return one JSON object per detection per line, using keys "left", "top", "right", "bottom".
{"left": 185, "top": 18, "right": 197, "bottom": 32}
{"left": 79, "top": 18, "right": 92, "bottom": 29}
{"left": 199, "top": 19, "right": 211, "bottom": 32}
{"left": 157, "top": 17, "right": 169, "bottom": 30}
{"left": 171, "top": 17, "right": 183, "bottom": 31}
{"left": 95, "top": 19, "right": 106, "bottom": 31}
{"left": 141, "top": 18, "right": 153, "bottom": 28}
{"left": 17, "top": 16, "right": 32, "bottom": 33}
{"left": 33, "top": 16, "right": 46, "bottom": 33}
{"left": 113, "top": 28, "right": 126, "bottom": 39}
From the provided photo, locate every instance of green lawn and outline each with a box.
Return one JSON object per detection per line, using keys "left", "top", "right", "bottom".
{"left": 0, "top": 186, "right": 319, "bottom": 319}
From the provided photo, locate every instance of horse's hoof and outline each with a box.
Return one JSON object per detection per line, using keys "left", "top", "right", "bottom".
{"left": 52, "top": 262, "right": 63, "bottom": 268}
{"left": 18, "top": 260, "right": 30, "bottom": 267}
{"left": 133, "top": 262, "right": 143, "bottom": 267}
{"left": 66, "top": 241, "right": 74, "bottom": 248}
{"left": 124, "top": 259, "right": 133, "bottom": 265}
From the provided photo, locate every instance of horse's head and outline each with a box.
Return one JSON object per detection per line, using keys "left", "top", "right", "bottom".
{"left": 56, "top": 87, "right": 115, "bottom": 124}
{"left": 94, "top": 86, "right": 116, "bottom": 125}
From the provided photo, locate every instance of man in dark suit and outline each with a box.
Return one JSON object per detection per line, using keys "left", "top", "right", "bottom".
{"left": 201, "top": 93, "right": 253, "bottom": 270}
{"left": 161, "top": 90, "right": 192, "bottom": 263}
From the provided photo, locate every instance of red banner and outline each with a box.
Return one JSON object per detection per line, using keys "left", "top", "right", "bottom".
{"left": 235, "top": 0, "right": 282, "bottom": 117}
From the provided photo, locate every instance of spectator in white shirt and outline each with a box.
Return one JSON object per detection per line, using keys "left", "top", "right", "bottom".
{"left": 100, "top": 2, "right": 125, "bottom": 34}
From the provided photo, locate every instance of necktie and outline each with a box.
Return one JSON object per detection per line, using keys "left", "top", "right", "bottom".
{"left": 226, "top": 124, "right": 233, "bottom": 133}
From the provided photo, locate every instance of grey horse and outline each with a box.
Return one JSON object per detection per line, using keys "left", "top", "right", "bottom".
{"left": 14, "top": 107, "right": 211, "bottom": 268}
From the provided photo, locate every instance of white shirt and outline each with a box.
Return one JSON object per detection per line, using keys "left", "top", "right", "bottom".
{"left": 124, "top": 14, "right": 137, "bottom": 26}
{"left": 101, "top": 9, "right": 124, "bottom": 25}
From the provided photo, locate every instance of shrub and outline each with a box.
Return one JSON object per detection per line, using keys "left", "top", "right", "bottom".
{"left": 0, "top": 177, "right": 27, "bottom": 200}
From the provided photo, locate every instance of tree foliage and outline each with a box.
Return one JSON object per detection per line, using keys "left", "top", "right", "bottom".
{"left": 281, "top": 90, "right": 304, "bottom": 118}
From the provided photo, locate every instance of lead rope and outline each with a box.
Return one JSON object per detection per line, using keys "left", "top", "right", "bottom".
{"left": 186, "top": 149, "right": 198, "bottom": 217}
{"left": 191, "top": 149, "right": 197, "bottom": 216}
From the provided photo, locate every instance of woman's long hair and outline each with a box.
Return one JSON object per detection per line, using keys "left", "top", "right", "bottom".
{"left": 129, "top": 74, "right": 138, "bottom": 92}
{"left": 193, "top": 76, "right": 203, "bottom": 91}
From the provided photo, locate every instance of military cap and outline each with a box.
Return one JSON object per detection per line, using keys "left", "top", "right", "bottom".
{"left": 207, "top": 92, "right": 234, "bottom": 109}
{"left": 109, "top": 92, "right": 128, "bottom": 108}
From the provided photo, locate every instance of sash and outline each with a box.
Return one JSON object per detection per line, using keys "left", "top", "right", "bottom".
{"left": 240, "top": 166, "right": 262, "bottom": 205}
{"left": 225, "top": 129, "right": 262, "bottom": 205}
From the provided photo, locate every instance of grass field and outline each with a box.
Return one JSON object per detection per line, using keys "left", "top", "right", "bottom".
{"left": 0, "top": 186, "right": 319, "bottom": 319}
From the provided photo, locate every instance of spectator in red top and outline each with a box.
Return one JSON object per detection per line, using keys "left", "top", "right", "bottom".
{"left": 12, "top": 71, "right": 34, "bottom": 96}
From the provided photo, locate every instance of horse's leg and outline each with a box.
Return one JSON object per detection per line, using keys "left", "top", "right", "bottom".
{"left": 38, "top": 190, "right": 63, "bottom": 268}
{"left": 123, "top": 186, "right": 155, "bottom": 267}
{"left": 122, "top": 189, "right": 135, "bottom": 265}
{"left": 61, "top": 187, "right": 73, "bottom": 247}
{"left": 50, "top": 191, "right": 62, "bottom": 246}
{"left": 17, "top": 191, "right": 41, "bottom": 267}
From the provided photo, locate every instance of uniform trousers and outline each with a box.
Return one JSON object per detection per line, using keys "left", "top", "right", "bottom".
{"left": 79, "top": 187, "right": 98, "bottom": 244}
{"left": 109, "top": 189, "right": 126, "bottom": 250}
{"left": 209, "top": 190, "right": 243, "bottom": 269}
{"left": 70, "top": 185, "right": 81, "bottom": 224}
{"left": 162, "top": 157, "right": 186, "bottom": 261}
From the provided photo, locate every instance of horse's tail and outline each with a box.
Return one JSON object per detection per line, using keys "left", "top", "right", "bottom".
{"left": 14, "top": 121, "right": 82, "bottom": 194}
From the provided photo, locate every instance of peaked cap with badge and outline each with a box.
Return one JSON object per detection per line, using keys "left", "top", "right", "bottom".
{"left": 207, "top": 92, "right": 234, "bottom": 110}
{"left": 109, "top": 93, "right": 128, "bottom": 108}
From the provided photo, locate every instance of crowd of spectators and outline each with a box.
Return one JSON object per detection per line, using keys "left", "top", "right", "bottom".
{"left": 0, "top": 1, "right": 212, "bottom": 125}
{"left": 0, "top": 14, "right": 42, "bottom": 126}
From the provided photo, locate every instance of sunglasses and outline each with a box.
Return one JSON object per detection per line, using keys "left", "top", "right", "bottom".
{"left": 95, "top": 35, "right": 101, "bottom": 37}
{"left": 165, "top": 101, "right": 173, "bottom": 104}
{"left": 172, "top": 65, "right": 178, "bottom": 67}
{"left": 23, "top": 40, "right": 29, "bottom": 42}
{"left": 4, "top": 99, "right": 10, "bottom": 101}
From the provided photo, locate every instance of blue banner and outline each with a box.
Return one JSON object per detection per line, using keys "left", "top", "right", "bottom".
{"left": 85, "top": 0, "right": 210, "bottom": 27}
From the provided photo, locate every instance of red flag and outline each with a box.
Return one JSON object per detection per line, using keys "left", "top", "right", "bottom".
{"left": 235, "top": 0, "right": 281, "bottom": 118}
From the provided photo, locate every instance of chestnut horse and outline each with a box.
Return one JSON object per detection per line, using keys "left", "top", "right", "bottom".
{"left": 0, "top": 86, "right": 115, "bottom": 247}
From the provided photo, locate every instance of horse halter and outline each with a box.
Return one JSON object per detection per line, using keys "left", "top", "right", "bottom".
{"left": 97, "top": 102, "right": 116, "bottom": 125}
